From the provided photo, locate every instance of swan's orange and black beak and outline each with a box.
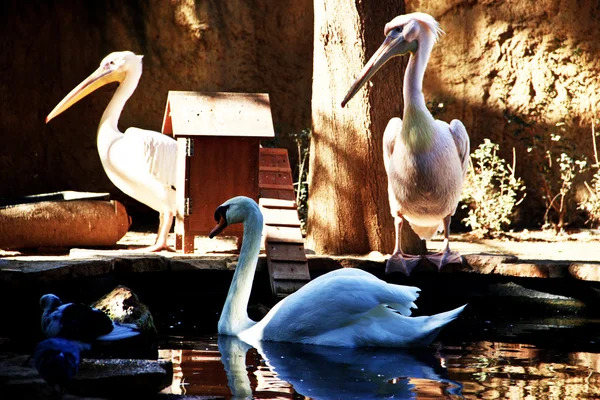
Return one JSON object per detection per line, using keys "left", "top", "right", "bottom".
{"left": 209, "top": 204, "right": 230, "bottom": 238}
{"left": 209, "top": 216, "right": 228, "bottom": 238}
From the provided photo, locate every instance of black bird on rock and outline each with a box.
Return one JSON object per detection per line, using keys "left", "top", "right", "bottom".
{"left": 40, "top": 294, "right": 140, "bottom": 342}
{"left": 33, "top": 337, "right": 90, "bottom": 393}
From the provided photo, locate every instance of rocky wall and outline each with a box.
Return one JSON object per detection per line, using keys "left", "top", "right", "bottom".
{"left": 3, "top": 0, "right": 599, "bottom": 230}
{"left": 407, "top": 0, "right": 600, "bottom": 227}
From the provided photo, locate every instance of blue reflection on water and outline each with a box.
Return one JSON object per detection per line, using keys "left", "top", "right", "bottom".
{"left": 159, "top": 314, "right": 600, "bottom": 399}
{"left": 247, "top": 337, "right": 463, "bottom": 399}
{"left": 162, "top": 335, "right": 463, "bottom": 399}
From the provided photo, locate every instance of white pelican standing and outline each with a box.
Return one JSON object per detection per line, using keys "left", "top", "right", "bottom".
{"left": 46, "top": 51, "right": 177, "bottom": 252}
{"left": 210, "top": 196, "right": 466, "bottom": 347}
{"left": 341, "top": 13, "right": 470, "bottom": 275}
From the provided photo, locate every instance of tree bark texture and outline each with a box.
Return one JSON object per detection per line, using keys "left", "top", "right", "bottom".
{"left": 307, "top": 0, "right": 425, "bottom": 255}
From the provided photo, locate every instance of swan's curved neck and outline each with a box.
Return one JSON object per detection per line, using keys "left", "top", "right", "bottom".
{"left": 218, "top": 208, "right": 264, "bottom": 336}
{"left": 401, "top": 34, "right": 437, "bottom": 152}
{"left": 97, "top": 67, "right": 142, "bottom": 159}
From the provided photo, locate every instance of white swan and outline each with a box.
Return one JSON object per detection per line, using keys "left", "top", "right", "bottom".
{"left": 210, "top": 196, "right": 466, "bottom": 347}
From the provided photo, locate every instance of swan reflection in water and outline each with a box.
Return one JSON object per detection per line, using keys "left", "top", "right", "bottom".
{"left": 218, "top": 335, "right": 463, "bottom": 399}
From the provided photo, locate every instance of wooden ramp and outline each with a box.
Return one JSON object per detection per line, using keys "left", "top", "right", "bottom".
{"left": 258, "top": 148, "right": 310, "bottom": 298}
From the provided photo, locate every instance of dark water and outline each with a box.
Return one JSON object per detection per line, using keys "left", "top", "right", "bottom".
{"left": 158, "top": 316, "right": 600, "bottom": 399}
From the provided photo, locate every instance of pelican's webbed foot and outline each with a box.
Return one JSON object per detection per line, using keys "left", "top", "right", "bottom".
{"left": 426, "top": 250, "right": 463, "bottom": 271}
{"left": 385, "top": 253, "right": 422, "bottom": 276}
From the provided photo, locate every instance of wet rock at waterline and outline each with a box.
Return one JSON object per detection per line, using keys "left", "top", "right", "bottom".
{"left": 89, "top": 286, "right": 159, "bottom": 360}
{"left": 0, "top": 354, "right": 172, "bottom": 399}
{"left": 92, "top": 285, "right": 157, "bottom": 337}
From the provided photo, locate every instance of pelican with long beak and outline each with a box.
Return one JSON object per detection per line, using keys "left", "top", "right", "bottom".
{"left": 341, "top": 13, "right": 470, "bottom": 275}
{"left": 46, "top": 51, "right": 177, "bottom": 252}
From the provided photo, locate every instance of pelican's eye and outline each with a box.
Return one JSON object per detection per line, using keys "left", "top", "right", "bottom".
{"left": 386, "top": 25, "right": 403, "bottom": 37}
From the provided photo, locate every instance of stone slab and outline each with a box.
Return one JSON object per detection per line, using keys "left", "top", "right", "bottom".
{"left": 1, "top": 231, "right": 599, "bottom": 283}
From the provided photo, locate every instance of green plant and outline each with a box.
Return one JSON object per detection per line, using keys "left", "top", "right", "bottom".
{"left": 528, "top": 121, "right": 588, "bottom": 232}
{"left": 460, "top": 139, "right": 526, "bottom": 236}
{"left": 542, "top": 147, "right": 587, "bottom": 231}
{"left": 290, "top": 129, "right": 311, "bottom": 235}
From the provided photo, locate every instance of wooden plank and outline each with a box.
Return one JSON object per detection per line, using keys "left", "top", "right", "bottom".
{"left": 273, "top": 280, "right": 308, "bottom": 298}
{"left": 259, "top": 146, "right": 310, "bottom": 298}
{"left": 264, "top": 225, "right": 304, "bottom": 243}
{"left": 259, "top": 166, "right": 290, "bottom": 173}
{"left": 258, "top": 198, "right": 297, "bottom": 209}
{"left": 259, "top": 170, "right": 294, "bottom": 186}
{"left": 260, "top": 159, "right": 290, "bottom": 171}
{"left": 260, "top": 151, "right": 289, "bottom": 160}
{"left": 259, "top": 183, "right": 294, "bottom": 191}
{"left": 262, "top": 208, "right": 301, "bottom": 227}
{"left": 259, "top": 188, "right": 296, "bottom": 201}
{"left": 259, "top": 147, "right": 289, "bottom": 156}
{"left": 260, "top": 151, "right": 291, "bottom": 169}
{"left": 265, "top": 242, "right": 307, "bottom": 262}
{"left": 268, "top": 260, "right": 311, "bottom": 281}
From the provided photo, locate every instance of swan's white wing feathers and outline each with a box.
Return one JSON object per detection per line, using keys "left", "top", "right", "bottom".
{"left": 254, "top": 270, "right": 420, "bottom": 343}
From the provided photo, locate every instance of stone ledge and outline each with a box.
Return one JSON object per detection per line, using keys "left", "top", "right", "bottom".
{"left": 0, "top": 354, "right": 172, "bottom": 399}
{"left": 1, "top": 251, "right": 599, "bottom": 282}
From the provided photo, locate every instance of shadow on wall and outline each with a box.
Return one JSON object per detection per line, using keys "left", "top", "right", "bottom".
{"left": 408, "top": 0, "right": 600, "bottom": 228}
{"left": 309, "top": 81, "right": 594, "bottom": 237}
{"left": 0, "top": 0, "right": 313, "bottom": 228}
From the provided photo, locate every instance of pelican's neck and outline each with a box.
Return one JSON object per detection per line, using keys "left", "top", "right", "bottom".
{"left": 218, "top": 208, "right": 264, "bottom": 336}
{"left": 97, "top": 67, "right": 142, "bottom": 157}
{"left": 401, "top": 34, "right": 437, "bottom": 153}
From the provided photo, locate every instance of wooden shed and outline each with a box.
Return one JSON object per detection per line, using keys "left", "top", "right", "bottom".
{"left": 161, "top": 91, "right": 275, "bottom": 253}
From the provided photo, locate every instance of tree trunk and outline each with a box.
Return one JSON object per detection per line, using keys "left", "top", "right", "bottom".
{"left": 306, "top": 0, "right": 425, "bottom": 255}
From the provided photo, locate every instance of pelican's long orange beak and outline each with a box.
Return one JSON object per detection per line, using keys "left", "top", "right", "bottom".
{"left": 341, "top": 31, "right": 417, "bottom": 108}
{"left": 46, "top": 65, "right": 125, "bottom": 123}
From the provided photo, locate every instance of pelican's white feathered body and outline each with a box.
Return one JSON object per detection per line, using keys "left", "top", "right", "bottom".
{"left": 342, "top": 13, "right": 470, "bottom": 274}
{"left": 384, "top": 116, "right": 469, "bottom": 239}
{"left": 211, "top": 196, "right": 465, "bottom": 348}
{"left": 98, "top": 125, "right": 176, "bottom": 215}
{"left": 47, "top": 51, "right": 177, "bottom": 251}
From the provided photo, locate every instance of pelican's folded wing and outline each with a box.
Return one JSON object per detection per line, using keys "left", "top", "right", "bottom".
{"left": 449, "top": 119, "right": 470, "bottom": 179}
